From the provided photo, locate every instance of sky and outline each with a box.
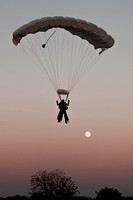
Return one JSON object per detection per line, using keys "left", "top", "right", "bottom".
{"left": 0, "top": 0, "right": 133, "bottom": 198}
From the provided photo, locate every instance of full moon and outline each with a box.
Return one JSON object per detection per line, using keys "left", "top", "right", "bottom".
{"left": 85, "top": 131, "right": 91, "bottom": 138}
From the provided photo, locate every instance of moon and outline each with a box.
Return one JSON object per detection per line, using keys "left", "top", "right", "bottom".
{"left": 85, "top": 131, "right": 91, "bottom": 138}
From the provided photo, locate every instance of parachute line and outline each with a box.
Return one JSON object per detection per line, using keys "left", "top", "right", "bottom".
{"left": 18, "top": 28, "right": 105, "bottom": 92}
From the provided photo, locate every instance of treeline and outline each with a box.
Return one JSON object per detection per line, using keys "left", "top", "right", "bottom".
{"left": 3, "top": 194, "right": 133, "bottom": 200}
{"left": 1, "top": 169, "right": 133, "bottom": 200}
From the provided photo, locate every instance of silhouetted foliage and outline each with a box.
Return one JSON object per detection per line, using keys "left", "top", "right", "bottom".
{"left": 6, "top": 196, "right": 29, "bottom": 200}
{"left": 73, "top": 197, "right": 94, "bottom": 200}
{"left": 30, "top": 193, "right": 44, "bottom": 200}
{"left": 3, "top": 185, "right": 133, "bottom": 200}
{"left": 96, "top": 187, "right": 122, "bottom": 200}
{"left": 30, "top": 169, "right": 79, "bottom": 198}
{"left": 125, "top": 197, "right": 133, "bottom": 200}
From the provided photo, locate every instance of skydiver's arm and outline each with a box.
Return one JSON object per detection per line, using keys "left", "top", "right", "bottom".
{"left": 56, "top": 100, "right": 59, "bottom": 105}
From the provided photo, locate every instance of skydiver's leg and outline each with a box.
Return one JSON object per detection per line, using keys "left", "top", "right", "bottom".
{"left": 58, "top": 110, "right": 63, "bottom": 122}
{"left": 57, "top": 111, "right": 61, "bottom": 122}
{"left": 64, "top": 111, "right": 69, "bottom": 123}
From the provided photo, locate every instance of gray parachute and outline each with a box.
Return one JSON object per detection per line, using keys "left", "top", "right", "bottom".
{"left": 12, "top": 16, "right": 115, "bottom": 98}
{"left": 12, "top": 16, "right": 114, "bottom": 50}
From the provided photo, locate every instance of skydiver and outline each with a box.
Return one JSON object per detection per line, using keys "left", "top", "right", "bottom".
{"left": 56, "top": 99, "right": 70, "bottom": 124}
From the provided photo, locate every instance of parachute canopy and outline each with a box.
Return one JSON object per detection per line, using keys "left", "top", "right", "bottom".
{"left": 12, "top": 16, "right": 115, "bottom": 96}
{"left": 12, "top": 16, "right": 114, "bottom": 50}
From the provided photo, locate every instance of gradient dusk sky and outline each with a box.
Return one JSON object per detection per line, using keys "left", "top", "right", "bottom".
{"left": 0, "top": 0, "right": 133, "bottom": 198}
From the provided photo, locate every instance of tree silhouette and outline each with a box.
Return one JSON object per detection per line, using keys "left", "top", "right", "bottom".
{"left": 96, "top": 187, "right": 122, "bottom": 200}
{"left": 30, "top": 169, "right": 79, "bottom": 198}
